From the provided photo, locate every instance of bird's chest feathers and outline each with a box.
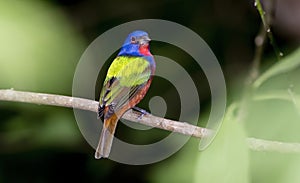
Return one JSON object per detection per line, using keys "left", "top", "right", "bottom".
{"left": 139, "top": 45, "right": 151, "bottom": 56}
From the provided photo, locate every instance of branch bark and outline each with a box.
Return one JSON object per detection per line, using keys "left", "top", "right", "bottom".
{"left": 1, "top": 89, "right": 300, "bottom": 153}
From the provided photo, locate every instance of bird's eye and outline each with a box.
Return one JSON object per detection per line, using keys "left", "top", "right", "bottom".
{"left": 131, "top": 36, "right": 137, "bottom": 44}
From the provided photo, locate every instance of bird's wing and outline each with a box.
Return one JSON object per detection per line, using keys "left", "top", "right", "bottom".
{"left": 99, "top": 56, "right": 152, "bottom": 118}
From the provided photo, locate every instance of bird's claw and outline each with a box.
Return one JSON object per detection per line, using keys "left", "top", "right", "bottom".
{"left": 132, "top": 107, "right": 149, "bottom": 120}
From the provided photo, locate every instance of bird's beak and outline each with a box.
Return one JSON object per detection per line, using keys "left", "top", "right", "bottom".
{"left": 144, "top": 36, "right": 151, "bottom": 42}
{"left": 139, "top": 36, "right": 151, "bottom": 45}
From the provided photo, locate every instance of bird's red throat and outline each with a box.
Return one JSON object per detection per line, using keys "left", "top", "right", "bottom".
{"left": 139, "top": 44, "right": 151, "bottom": 56}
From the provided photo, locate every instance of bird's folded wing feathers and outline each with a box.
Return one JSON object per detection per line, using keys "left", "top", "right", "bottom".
{"left": 99, "top": 56, "right": 151, "bottom": 117}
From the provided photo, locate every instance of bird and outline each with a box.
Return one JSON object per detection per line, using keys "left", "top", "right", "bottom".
{"left": 95, "top": 30, "right": 156, "bottom": 159}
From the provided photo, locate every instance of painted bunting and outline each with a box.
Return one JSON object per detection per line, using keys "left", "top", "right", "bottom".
{"left": 95, "top": 30, "right": 156, "bottom": 159}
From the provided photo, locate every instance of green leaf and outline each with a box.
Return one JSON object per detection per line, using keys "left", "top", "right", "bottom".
{"left": 244, "top": 66, "right": 300, "bottom": 183}
{"left": 254, "top": 48, "right": 300, "bottom": 88}
{"left": 278, "top": 157, "right": 300, "bottom": 183}
{"left": 194, "top": 104, "right": 249, "bottom": 183}
{"left": 253, "top": 90, "right": 300, "bottom": 116}
{"left": 250, "top": 152, "right": 300, "bottom": 183}
{"left": 0, "top": 0, "right": 85, "bottom": 94}
{"left": 148, "top": 139, "right": 201, "bottom": 183}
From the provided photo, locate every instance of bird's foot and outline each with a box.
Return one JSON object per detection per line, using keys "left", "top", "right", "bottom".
{"left": 132, "top": 107, "right": 149, "bottom": 120}
{"left": 97, "top": 104, "right": 104, "bottom": 119}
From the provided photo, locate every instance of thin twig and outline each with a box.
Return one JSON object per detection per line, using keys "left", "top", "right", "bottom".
{"left": 237, "top": 0, "right": 275, "bottom": 123}
{"left": 236, "top": 24, "right": 267, "bottom": 124}
{"left": 255, "top": 0, "right": 282, "bottom": 59}
{"left": 250, "top": 25, "right": 266, "bottom": 84}
{"left": 1, "top": 89, "right": 300, "bottom": 153}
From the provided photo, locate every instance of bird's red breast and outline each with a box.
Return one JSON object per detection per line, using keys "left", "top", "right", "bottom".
{"left": 139, "top": 45, "right": 151, "bottom": 56}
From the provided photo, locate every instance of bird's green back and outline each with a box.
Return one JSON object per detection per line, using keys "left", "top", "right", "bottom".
{"left": 105, "top": 56, "right": 151, "bottom": 87}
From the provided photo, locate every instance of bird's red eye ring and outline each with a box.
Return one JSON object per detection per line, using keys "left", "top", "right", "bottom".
{"left": 131, "top": 36, "right": 137, "bottom": 44}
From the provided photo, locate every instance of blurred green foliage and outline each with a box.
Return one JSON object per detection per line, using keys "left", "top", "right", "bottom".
{"left": 0, "top": 1, "right": 86, "bottom": 182}
{"left": 0, "top": 0, "right": 300, "bottom": 183}
{"left": 150, "top": 48, "right": 300, "bottom": 183}
{"left": 194, "top": 104, "right": 249, "bottom": 183}
{"left": 0, "top": 0, "right": 85, "bottom": 94}
{"left": 150, "top": 105, "right": 249, "bottom": 183}
{"left": 244, "top": 48, "right": 300, "bottom": 183}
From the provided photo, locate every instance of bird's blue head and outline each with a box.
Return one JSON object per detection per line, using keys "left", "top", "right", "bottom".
{"left": 118, "top": 30, "right": 152, "bottom": 57}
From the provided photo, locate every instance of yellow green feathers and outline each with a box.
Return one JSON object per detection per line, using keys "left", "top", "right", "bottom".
{"left": 99, "top": 56, "right": 152, "bottom": 109}
{"left": 104, "top": 56, "right": 151, "bottom": 87}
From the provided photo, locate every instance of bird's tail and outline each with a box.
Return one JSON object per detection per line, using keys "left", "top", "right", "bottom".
{"left": 95, "top": 113, "right": 119, "bottom": 159}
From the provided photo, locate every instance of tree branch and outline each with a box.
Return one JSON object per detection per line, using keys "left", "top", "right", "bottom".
{"left": 0, "top": 89, "right": 210, "bottom": 138}
{"left": 1, "top": 89, "right": 300, "bottom": 153}
{"left": 247, "top": 138, "right": 300, "bottom": 153}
